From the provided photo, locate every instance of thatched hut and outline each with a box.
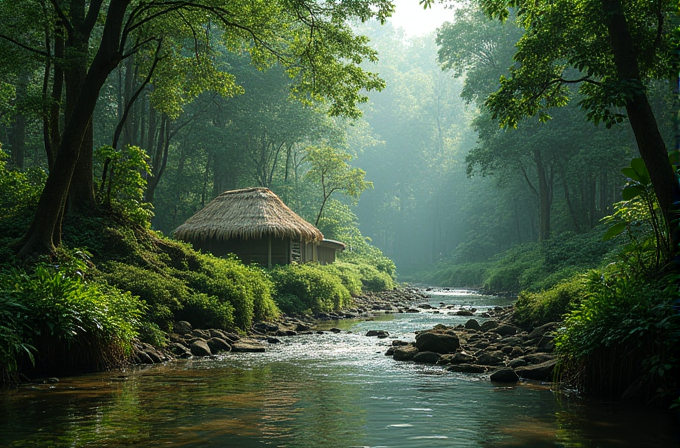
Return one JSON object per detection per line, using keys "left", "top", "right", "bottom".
{"left": 174, "top": 187, "right": 342, "bottom": 267}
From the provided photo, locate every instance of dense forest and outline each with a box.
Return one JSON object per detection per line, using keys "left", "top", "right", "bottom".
{"left": 0, "top": 0, "right": 678, "bottom": 407}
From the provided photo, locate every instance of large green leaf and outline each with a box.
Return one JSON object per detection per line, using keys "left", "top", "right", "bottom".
{"left": 602, "top": 222, "right": 627, "bottom": 241}
{"left": 621, "top": 167, "right": 641, "bottom": 182}
{"left": 621, "top": 185, "right": 644, "bottom": 200}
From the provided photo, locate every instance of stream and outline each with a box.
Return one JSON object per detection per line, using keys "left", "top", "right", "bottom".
{"left": 1, "top": 289, "right": 678, "bottom": 447}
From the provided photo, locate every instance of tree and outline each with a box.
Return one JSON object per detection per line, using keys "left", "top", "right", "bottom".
{"left": 0, "top": 0, "right": 395, "bottom": 258}
{"left": 427, "top": 0, "right": 679, "bottom": 259}
{"left": 304, "top": 145, "right": 372, "bottom": 226}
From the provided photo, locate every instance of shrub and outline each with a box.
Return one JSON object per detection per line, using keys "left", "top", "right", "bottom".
{"left": 0, "top": 264, "right": 144, "bottom": 378}
{"left": 555, "top": 270, "right": 679, "bottom": 401}
{"left": 175, "top": 293, "right": 235, "bottom": 330}
{"left": 354, "top": 263, "right": 396, "bottom": 292}
{"left": 99, "top": 262, "right": 187, "bottom": 330}
{"left": 270, "top": 264, "right": 352, "bottom": 314}
{"left": 322, "top": 262, "right": 363, "bottom": 296}
{"left": 513, "top": 276, "right": 587, "bottom": 329}
{"left": 177, "top": 254, "right": 278, "bottom": 329}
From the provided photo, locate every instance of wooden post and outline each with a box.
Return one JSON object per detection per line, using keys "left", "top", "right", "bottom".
{"left": 268, "top": 234, "right": 272, "bottom": 268}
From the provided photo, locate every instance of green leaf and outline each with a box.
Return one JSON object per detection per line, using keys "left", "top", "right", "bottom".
{"left": 602, "top": 222, "right": 627, "bottom": 241}
{"left": 621, "top": 185, "right": 644, "bottom": 200}
{"left": 621, "top": 167, "right": 641, "bottom": 182}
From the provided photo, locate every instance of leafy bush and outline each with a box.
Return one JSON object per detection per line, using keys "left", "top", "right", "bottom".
{"left": 513, "top": 276, "right": 587, "bottom": 329}
{"left": 175, "top": 293, "right": 235, "bottom": 330}
{"left": 94, "top": 145, "right": 154, "bottom": 227}
{"left": 176, "top": 254, "right": 278, "bottom": 329}
{"left": 353, "top": 263, "right": 396, "bottom": 292}
{"left": 322, "top": 262, "right": 363, "bottom": 296}
{"left": 270, "top": 263, "right": 352, "bottom": 314}
{"left": 99, "top": 262, "right": 186, "bottom": 330}
{"left": 555, "top": 270, "right": 678, "bottom": 401}
{"left": 0, "top": 263, "right": 144, "bottom": 378}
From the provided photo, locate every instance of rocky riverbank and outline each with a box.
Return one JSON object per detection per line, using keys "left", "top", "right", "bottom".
{"left": 130, "top": 286, "right": 427, "bottom": 364}
{"left": 130, "top": 286, "right": 559, "bottom": 385}
{"left": 382, "top": 304, "right": 559, "bottom": 383}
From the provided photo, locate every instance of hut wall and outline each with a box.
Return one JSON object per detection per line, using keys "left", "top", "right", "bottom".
{"left": 192, "top": 237, "right": 290, "bottom": 266}
{"left": 317, "top": 246, "right": 336, "bottom": 265}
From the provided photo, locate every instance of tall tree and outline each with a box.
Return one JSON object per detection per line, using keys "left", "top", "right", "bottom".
{"left": 0, "top": 0, "right": 395, "bottom": 258}
{"left": 428, "top": 0, "right": 679, "bottom": 259}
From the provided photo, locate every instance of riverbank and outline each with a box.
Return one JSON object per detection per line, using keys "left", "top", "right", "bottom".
{"left": 129, "top": 286, "right": 428, "bottom": 365}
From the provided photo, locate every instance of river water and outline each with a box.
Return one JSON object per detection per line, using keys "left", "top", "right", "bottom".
{"left": 1, "top": 290, "right": 678, "bottom": 447}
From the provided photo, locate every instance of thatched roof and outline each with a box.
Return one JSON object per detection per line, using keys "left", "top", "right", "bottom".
{"left": 174, "top": 187, "right": 323, "bottom": 242}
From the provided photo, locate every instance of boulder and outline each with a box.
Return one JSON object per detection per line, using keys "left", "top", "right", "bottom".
{"left": 231, "top": 339, "right": 266, "bottom": 353}
{"left": 448, "top": 351, "right": 476, "bottom": 365}
{"left": 392, "top": 340, "right": 411, "bottom": 346}
{"left": 500, "top": 336, "right": 525, "bottom": 347}
{"left": 447, "top": 364, "right": 486, "bottom": 373}
{"left": 207, "top": 337, "right": 231, "bottom": 353}
{"left": 415, "top": 331, "right": 460, "bottom": 354}
{"left": 329, "top": 328, "right": 342, "bottom": 333}
{"left": 417, "top": 303, "right": 434, "bottom": 309}
{"left": 480, "top": 320, "right": 499, "bottom": 332}
{"left": 295, "top": 323, "right": 312, "bottom": 332}
{"left": 491, "top": 324, "right": 519, "bottom": 336}
{"left": 464, "top": 319, "right": 481, "bottom": 331}
{"left": 174, "top": 321, "right": 193, "bottom": 335}
{"left": 366, "top": 330, "right": 389, "bottom": 338}
{"left": 516, "top": 359, "right": 557, "bottom": 381}
{"left": 536, "top": 336, "right": 555, "bottom": 352}
{"left": 190, "top": 340, "right": 212, "bottom": 357}
{"left": 191, "top": 329, "right": 211, "bottom": 339}
{"left": 413, "top": 351, "right": 442, "bottom": 364}
{"left": 508, "top": 357, "right": 527, "bottom": 368}
{"left": 517, "top": 353, "right": 555, "bottom": 365}
{"left": 168, "top": 342, "right": 192, "bottom": 358}
{"left": 490, "top": 368, "right": 519, "bottom": 383}
{"left": 476, "top": 350, "right": 506, "bottom": 366}
{"left": 385, "top": 347, "right": 395, "bottom": 356}
{"left": 252, "top": 322, "right": 279, "bottom": 334}
{"left": 456, "top": 309, "right": 474, "bottom": 316}
{"left": 528, "top": 322, "right": 559, "bottom": 340}
{"left": 267, "top": 337, "right": 282, "bottom": 344}
{"left": 509, "top": 347, "right": 525, "bottom": 358}
{"left": 393, "top": 345, "right": 419, "bottom": 361}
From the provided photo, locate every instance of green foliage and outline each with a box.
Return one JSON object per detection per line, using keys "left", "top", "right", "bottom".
{"left": 175, "top": 293, "right": 235, "bottom": 331}
{"left": 305, "top": 145, "right": 372, "bottom": 226}
{"left": 514, "top": 276, "right": 587, "bottom": 329}
{"left": 0, "top": 291, "right": 35, "bottom": 380}
{"left": 602, "top": 157, "right": 670, "bottom": 268}
{"left": 418, "top": 227, "right": 614, "bottom": 292}
{"left": 321, "top": 262, "right": 363, "bottom": 296}
{"left": 98, "top": 262, "right": 187, "bottom": 331}
{"left": 270, "top": 263, "right": 352, "bottom": 315}
{"left": 417, "top": 261, "right": 491, "bottom": 288}
{"left": 0, "top": 261, "right": 144, "bottom": 378}
{"left": 176, "top": 255, "right": 277, "bottom": 329}
{"left": 94, "top": 145, "right": 154, "bottom": 227}
{"left": 97, "top": 240, "right": 279, "bottom": 332}
{"left": 555, "top": 269, "right": 679, "bottom": 400}
{"left": 0, "top": 150, "right": 46, "bottom": 217}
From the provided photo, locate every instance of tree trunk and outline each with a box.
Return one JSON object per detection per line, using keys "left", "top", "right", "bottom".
{"left": 18, "top": 0, "right": 129, "bottom": 258}
{"left": 534, "top": 149, "right": 552, "bottom": 241}
{"left": 9, "top": 71, "right": 29, "bottom": 170}
{"left": 603, "top": 0, "right": 679, "bottom": 259}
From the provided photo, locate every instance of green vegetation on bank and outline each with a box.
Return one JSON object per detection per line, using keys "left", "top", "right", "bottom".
{"left": 415, "top": 157, "right": 679, "bottom": 404}
{"left": 0, "top": 152, "right": 396, "bottom": 382}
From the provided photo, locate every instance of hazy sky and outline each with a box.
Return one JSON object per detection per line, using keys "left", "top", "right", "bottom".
{"left": 388, "top": 0, "right": 453, "bottom": 37}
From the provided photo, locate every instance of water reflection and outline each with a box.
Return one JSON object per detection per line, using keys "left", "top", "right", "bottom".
{"left": 1, "top": 291, "right": 678, "bottom": 447}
